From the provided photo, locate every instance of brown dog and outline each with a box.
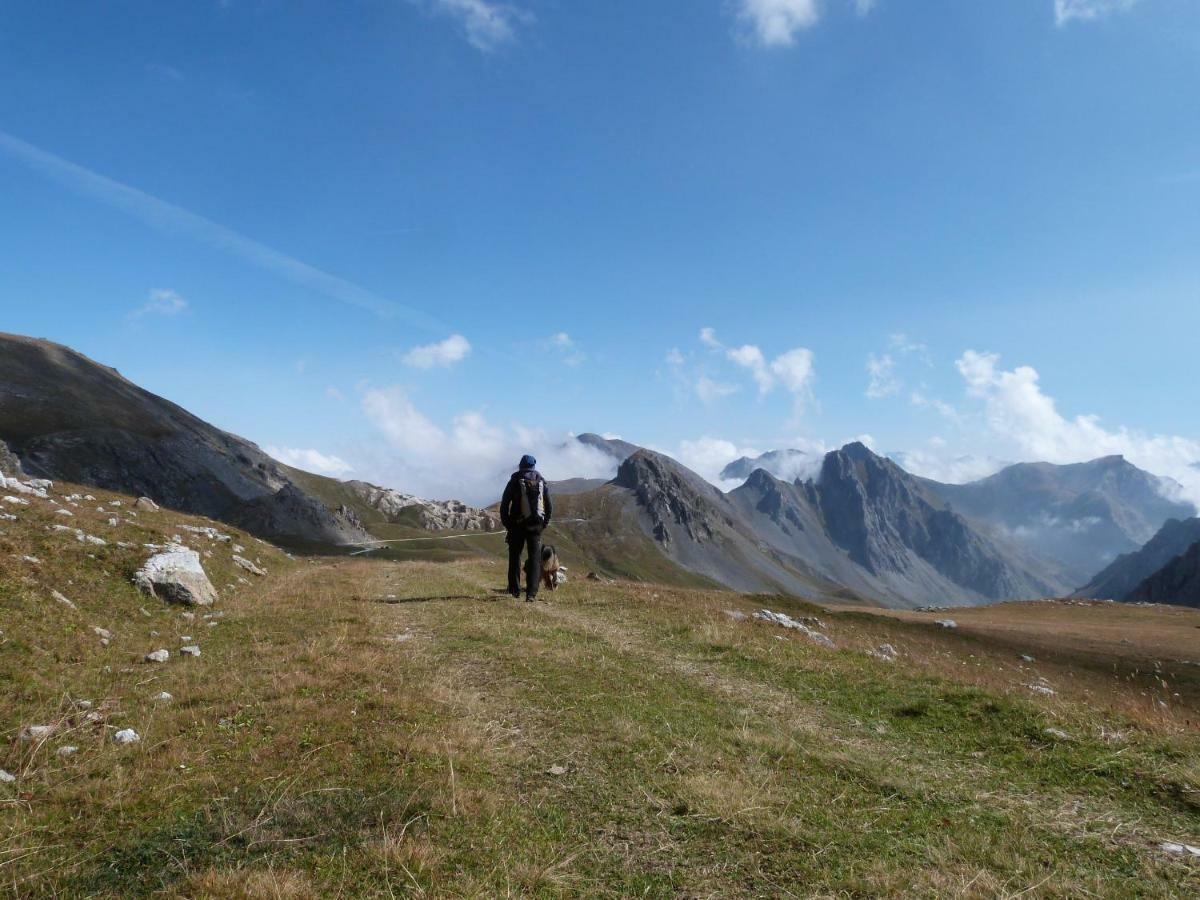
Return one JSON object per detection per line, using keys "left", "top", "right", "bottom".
{"left": 540, "top": 545, "right": 562, "bottom": 591}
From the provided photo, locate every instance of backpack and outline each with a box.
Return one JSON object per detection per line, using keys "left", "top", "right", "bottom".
{"left": 515, "top": 470, "right": 546, "bottom": 527}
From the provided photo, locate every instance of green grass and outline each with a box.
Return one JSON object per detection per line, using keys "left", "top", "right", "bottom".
{"left": 1, "top": 486, "right": 1198, "bottom": 897}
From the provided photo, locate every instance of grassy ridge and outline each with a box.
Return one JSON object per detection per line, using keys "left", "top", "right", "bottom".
{"left": 1, "top": 486, "right": 1198, "bottom": 896}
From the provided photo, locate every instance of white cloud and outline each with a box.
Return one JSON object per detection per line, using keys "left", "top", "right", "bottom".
{"left": 547, "top": 332, "right": 585, "bottom": 366}
{"left": 265, "top": 446, "right": 354, "bottom": 477}
{"left": 737, "top": 0, "right": 876, "bottom": 47}
{"left": 866, "top": 353, "right": 898, "bottom": 399}
{"left": 401, "top": 334, "right": 472, "bottom": 369}
{"left": 1054, "top": 0, "right": 1139, "bottom": 26}
{"left": 676, "top": 437, "right": 762, "bottom": 487}
{"left": 430, "top": 0, "right": 528, "bottom": 51}
{"left": 696, "top": 376, "right": 740, "bottom": 404}
{"left": 739, "top": 0, "right": 820, "bottom": 46}
{"left": 954, "top": 350, "right": 1200, "bottom": 505}
{"left": 887, "top": 448, "right": 1008, "bottom": 485}
{"left": 325, "top": 386, "right": 345, "bottom": 402}
{"left": 700, "top": 328, "right": 816, "bottom": 411}
{"left": 665, "top": 347, "right": 685, "bottom": 367}
{"left": 359, "top": 386, "right": 619, "bottom": 503}
{"left": 133, "top": 288, "right": 188, "bottom": 317}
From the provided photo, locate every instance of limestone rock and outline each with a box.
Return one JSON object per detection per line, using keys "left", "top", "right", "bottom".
{"left": 144, "top": 649, "right": 170, "bottom": 663}
{"left": 134, "top": 545, "right": 217, "bottom": 606}
{"left": 18, "top": 724, "right": 55, "bottom": 743}
{"left": 935, "top": 619, "right": 958, "bottom": 629}
{"left": 56, "top": 745, "right": 78, "bottom": 758}
{"left": 0, "top": 769, "right": 15, "bottom": 783}
{"left": 753, "top": 609, "right": 835, "bottom": 648}
{"left": 233, "top": 555, "right": 266, "bottom": 576}
{"left": 180, "top": 645, "right": 201, "bottom": 657}
{"left": 134, "top": 496, "right": 160, "bottom": 512}
{"left": 113, "top": 729, "right": 140, "bottom": 745}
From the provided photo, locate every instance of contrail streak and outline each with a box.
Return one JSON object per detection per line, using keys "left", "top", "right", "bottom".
{"left": 0, "top": 129, "right": 443, "bottom": 328}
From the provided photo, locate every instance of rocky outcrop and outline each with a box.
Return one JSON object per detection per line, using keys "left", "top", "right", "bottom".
{"left": 134, "top": 546, "right": 218, "bottom": 606}
{"left": 0, "top": 333, "right": 369, "bottom": 548}
{"left": 344, "top": 481, "right": 499, "bottom": 531}
{"left": 1125, "top": 540, "right": 1200, "bottom": 607}
{"left": 1077, "top": 517, "right": 1200, "bottom": 600}
{"left": 0, "top": 440, "right": 22, "bottom": 478}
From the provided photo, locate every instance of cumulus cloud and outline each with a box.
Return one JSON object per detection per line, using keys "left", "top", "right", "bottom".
{"left": 359, "top": 386, "right": 619, "bottom": 503}
{"left": 133, "top": 288, "right": 188, "bottom": 317}
{"left": 265, "top": 446, "right": 354, "bottom": 477}
{"left": 429, "top": 0, "right": 529, "bottom": 51}
{"left": 737, "top": 0, "right": 875, "bottom": 47}
{"left": 1054, "top": 0, "right": 1139, "bottom": 26}
{"left": 955, "top": 350, "right": 1200, "bottom": 505}
{"left": 699, "top": 328, "right": 816, "bottom": 412}
{"left": 675, "top": 437, "right": 762, "bottom": 488}
{"left": 401, "top": 334, "right": 471, "bottom": 369}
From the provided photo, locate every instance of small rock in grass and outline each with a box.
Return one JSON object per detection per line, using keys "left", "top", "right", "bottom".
{"left": 150, "top": 630, "right": 159, "bottom": 637}
{"left": 53, "top": 508, "right": 74, "bottom": 517}
{"left": 1025, "top": 683, "right": 1056, "bottom": 696}
{"left": 546, "top": 764, "right": 568, "bottom": 776}
{"left": 180, "top": 645, "right": 201, "bottom": 657}
{"left": 74, "top": 699, "right": 93, "bottom": 710}
{"left": 180, "top": 612, "right": 195, "bottom": 621}
{"left": 1043, "top": 727, "right": 1072, "bottom": 740}
{"left": 21, "top": 555, "right": 41, "bottom": 565}
{"left": 92, "top": 626, "right": 113, "bottom": 641}
{"left": 0, "top": 769, "right": 15, "bottom": 783}
{"left": 145, "top": 649, "right": 170, "bottom": 663}
{"left": 106, "top": 517, "right": 119, "bottom": 527}
{"left": 232, "top": 555, "right": 267, "bottom": 576}
{"left": 51, "top": 590, "right": 77, "bottom": 610}
{"left": 113, "top": 729, "right": 139, "bottom": 745}
{"left": 154, "top": 691, "right": 173, "bottom": 702}
{"left": 935, "top": 619, "right": 957, "bottom": 629}
{"left": 870, "top": 643, "right": 898, "bottom": 662}
{"left": 1160, "top": 842, "right": 1200, "bottom": 857}
{"left": 1020, "top": 654, "right": 1035, "bottom": 663}
{"left": 18, "top": 724, "right": 55, "bottom": 743}
{"left": 134, "top": 496, "right": 159, "bottom": 512}
{"left": 56, "top": 745, "right": 78, "bottom": 758}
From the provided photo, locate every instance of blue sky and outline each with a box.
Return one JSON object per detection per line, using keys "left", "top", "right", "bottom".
{"left": 3, "top": 0, "right": 1199, "bottom": 503}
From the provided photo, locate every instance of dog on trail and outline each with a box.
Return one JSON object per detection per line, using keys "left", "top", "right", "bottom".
{"left": 540, "top": 545, "right": 566, "bottom": 591}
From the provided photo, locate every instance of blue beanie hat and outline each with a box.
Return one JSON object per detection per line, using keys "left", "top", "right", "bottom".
{"left": 519, "top": 454, "right": 537, "bottom": 470}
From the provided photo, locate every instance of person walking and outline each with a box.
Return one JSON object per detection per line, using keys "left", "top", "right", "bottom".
{"left": 500, "top": 454, "right": 553, "bottom": 601}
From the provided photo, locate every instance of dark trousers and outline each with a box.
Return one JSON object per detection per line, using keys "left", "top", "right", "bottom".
{"left": 507, "top": 529, "right": 542, "bottom": 598}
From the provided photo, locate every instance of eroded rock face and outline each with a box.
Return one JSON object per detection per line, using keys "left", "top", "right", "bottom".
{"left": 134, "top": 546, "right": 217, "bottom": 606}
{"left": 0, "top": 440, "right": 22, "bottom": 478}
{"left": 344, "top": 481, "right": 500, "bottom": 532}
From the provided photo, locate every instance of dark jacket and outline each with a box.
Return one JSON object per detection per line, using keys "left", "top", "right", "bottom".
{"left": 500, "top": 469, "right": 552, "bottom": 532}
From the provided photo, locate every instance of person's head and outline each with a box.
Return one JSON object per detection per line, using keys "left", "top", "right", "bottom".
{"left": 518, "top": 454, "right": 537, "bottom": 471}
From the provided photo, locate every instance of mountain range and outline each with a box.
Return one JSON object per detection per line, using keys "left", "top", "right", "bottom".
{"left": 4, "top": 332, "right": 1197, "bottom": 608}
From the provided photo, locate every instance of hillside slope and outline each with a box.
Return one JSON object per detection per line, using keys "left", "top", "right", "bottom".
{"left": 2, "top": 476, "right": 1197, "bottom": 896}
{"left": 924, "top": 456, "right": 1194, "bottom": 587}
{"left": 1125, "top": 540, "right": 1200, "bottom": 607}
{"left": 0, "top": 333, "right": 366, "bottom": 548}
{"left": 1077, "top": 517, "right": 1200, "bottom": 601}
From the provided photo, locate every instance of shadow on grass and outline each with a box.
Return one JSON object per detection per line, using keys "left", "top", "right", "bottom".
{"left": 370, "top": 594, "right": 494, "bottom": 604}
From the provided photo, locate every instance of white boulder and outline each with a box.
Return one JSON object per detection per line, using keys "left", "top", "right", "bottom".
{"left": 144, "top": 649, "right": 170, "bottom": 663}
{"left": 134, "top": 545, "right": 217, "bottom": 606}
{"left": 233, "top": 555, "right": 267, "bottom": 576}
{"left": 134, "top": 496, "right": 159, "bottom": 512}
{"left": 113, "top": 729, "right": 140, "bottom": 745}
{"left": 180, "top": 645, "right": 201, "bottom": 657}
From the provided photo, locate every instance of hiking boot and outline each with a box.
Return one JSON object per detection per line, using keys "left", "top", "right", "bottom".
{"left": 525, "top": 595, "right": 536, "bottom": 602}
{"left": 509, "top": 590, "right": 520, "bottom": 599}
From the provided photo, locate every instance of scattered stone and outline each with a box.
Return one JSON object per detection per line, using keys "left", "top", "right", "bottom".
{"left": 150, "top": 630, "right": 159, "bottom": 637}
{"left": 180, "top": 645, "right": 201, "bottom": 657}
{"left": 1160, "top": 842, "right": 1200, "bottom": 858}
{"left": 2, "top": 495, "right": 30, "bottom": 506}
{"left": 233, "top": 544, "right": 245, "bottom": 554}
{"left": 106, "top": 517, "right": 120, "bottom": 527}
{"left": 869, "top": 643, "right": 898, "bottom": 662}
{"left": 83, "top": 495, "right": 95, "bottom": 501}
{"left": 1043, "top": 727, "right": 1072, "bottom": 740}
{"left": 116, "top": 541, "right": 135, "bottom": 549}
{"left": 385, "top": 632, "right": 413, "bottom": 643}
{"left": 180, "top": 635, "right": 192, "bottom": 641}
{"left": 546, "top": 764, "right": 568, "bottom": 776}
{"left": 20, "top": 555, "right": 41, "bottom": 565}
{"left": 154, "top": 691, "right": 173, "bottom": 702}
{"left": 134, "top": 545, "right": 218, "bottom": 606}
{"left": 92, "top": 626, "right": 113, "bottom": 641}
{"left": 586, "top": 571, "right": 602, "bottom": 581}
{"left": 144, "top": 649, "right": 170, "bottom": 663}
{"left": 935, "top": 619, "right": 958, "bottom": 629}
{"left": 53, "top": 508, "right": 74, "bottom": 517}
{"left": 83, "top": 711, "right": 104, "bottom": 725}
{"left": 180, "top": 611, "right": 195, "bottom": 621}
{"left": 1020, "top": 654, "right": 1035, "bottom": 663}
{"left": 18, "top": 724, "right": 55, "bottom": 743}
{"left": 233, "top": 555, "right": 266, "bottom": 576}
{"left": 51, "top": 590, "right": 77, "bottom": 610}
{"left": 1025, "top": 682, "right": 1057, "bottom": 696}
{"left": 0, "top": 512, "right": 16, "bottom": 521}
{"left": 134, "top": 496, "right": 160, "bottom": 512}
{"left": 56, "top": 745, "right": 78, "bottom": 758}
{"left": 0, "top": 769, "right": 15, "bottom": 783}
{"left": 108, "top": 500, "right": 122, "bottom": 508}
{"left": 723, "top": 609, "right": 747, "bottom": 621}
{"left": 113, "top": 729, "right": 140, "bottom": 745}
{"left": 754, "top": 609, "right": 835, "bottom": 648}
{"left": 179, "top": 524, "right": 231, "bottom": 542}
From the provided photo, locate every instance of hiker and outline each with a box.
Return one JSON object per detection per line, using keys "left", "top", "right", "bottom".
{"left": 500, "top": 454, "right": 553, "bottom": 601}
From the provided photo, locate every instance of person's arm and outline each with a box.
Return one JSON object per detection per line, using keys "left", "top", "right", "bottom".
{"left": 499, "top": 481, "right": 514, "bottom": 529}
{"left": 542, "top": 479, "right": 553, "bottom": 527}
